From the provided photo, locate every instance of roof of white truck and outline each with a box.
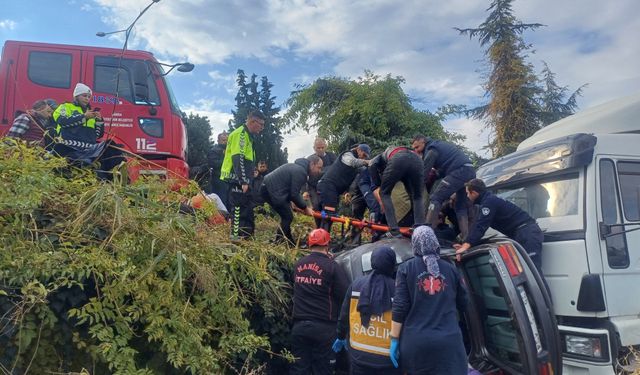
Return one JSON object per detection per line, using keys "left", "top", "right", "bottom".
{"left": 518, "top": 92, "right": 640, "bottom": 151}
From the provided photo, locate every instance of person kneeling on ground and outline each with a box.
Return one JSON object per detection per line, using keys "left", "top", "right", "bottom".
{"left": 261, "top": 155, "right": 323, "bottom": 246}
{"left": 52, "top": 83, "right": 125, "bottom": 180}
{"left": 334, "top": 246, "right": 401, "bottom": 375}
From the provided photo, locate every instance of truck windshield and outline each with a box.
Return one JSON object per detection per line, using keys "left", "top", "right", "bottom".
{"left": 495, "top": 173, "right": 580, "bottom": 220}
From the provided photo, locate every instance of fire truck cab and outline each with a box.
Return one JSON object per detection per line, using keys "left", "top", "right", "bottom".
{"left": 0, "top": 40, "right": 191, "bottom": 179}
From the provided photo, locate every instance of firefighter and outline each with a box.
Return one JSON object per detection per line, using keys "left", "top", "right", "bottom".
{"left": 369, "top": 145, "right": 425, "bottom": 237}
{"left": 260, "top": 155, "right": 323, "bottom": 246}
{"left": 220, "top": 110, "right": 265, "bottom": 240}
{"left": 412, "top": 134, "right": 476, "bottom": 239}
{"left": 454, "top": 178, "right": 545, "bottom": 272}
{"left": 291, "top": 229, "right": 349, "bottom": 375}
{"left": 390, "top": 225, "right": 468, "bottom": 374}
{"left": 316, "top": 144, "right": 370, "bottom": 230}
{"left": 333, "top": 246, "right": 401, "bottom": 375}
{"left": 52, "top": 83, "right": 125, "bottom": 180}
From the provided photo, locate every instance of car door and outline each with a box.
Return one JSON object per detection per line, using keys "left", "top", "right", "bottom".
{"left": 457, "top": 240, "right": 561, "bottom": 375}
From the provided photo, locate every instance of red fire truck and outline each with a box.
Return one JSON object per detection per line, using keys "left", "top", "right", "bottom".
{"left": 0, "top": 40, "right": 193, "bottom": 179}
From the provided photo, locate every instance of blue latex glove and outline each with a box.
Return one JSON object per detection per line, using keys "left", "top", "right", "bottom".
{"left": 332, "top": 338, "right": 348, "bottom": 353}
{"left": 390, "top": 337, "right": 399, "bottom": 368}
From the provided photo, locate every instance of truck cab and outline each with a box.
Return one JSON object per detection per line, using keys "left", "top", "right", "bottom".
{"left": 0, "top": 40, "right": 190, "bottom": 179}
{"left": 476, "top": 93, "right": 640, "bottom": 374}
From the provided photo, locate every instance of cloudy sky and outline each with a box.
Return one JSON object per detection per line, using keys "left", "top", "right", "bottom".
{"left": 1, "top": 0, "right": 638, "bottom": 160}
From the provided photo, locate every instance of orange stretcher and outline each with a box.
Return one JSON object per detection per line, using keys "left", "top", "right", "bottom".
{"left": 310, "top": 210, "right": 412, "bottom": 237}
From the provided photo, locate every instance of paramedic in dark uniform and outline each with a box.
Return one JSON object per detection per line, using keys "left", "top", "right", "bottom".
{"left": 333, "top": 246, "right": 401, "bottom": 375}
{"left": 413, "top": 135, "right": 476, "bottom": 239}
{"left": 454, "top": 178, "right": 544, "bottom": 272}
{"left": 390, "top": 225, "right": 468, "bottom": 374}
{"left": 369, "top": 145, "right": 425, "bottom": 237}
{"left": 290, "top": 229, "right": 349, "bottom": 375}
{"left": 316, "top": 144, "right": 370, "bottom": 229}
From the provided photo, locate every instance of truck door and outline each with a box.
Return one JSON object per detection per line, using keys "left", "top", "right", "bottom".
{"left": 597, "top": 158, "right": 640, "bottom": 320}
{"left": 86, "top": 54, "right": 165, "bottom": 156}
{"left": 13, "top": 44, "right": 82, "bottom": 115}
{"left": 458, "top": 241, "right": 561, "bottom": 375}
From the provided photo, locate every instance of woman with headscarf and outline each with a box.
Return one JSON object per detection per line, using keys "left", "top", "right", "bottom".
{"left": 389, "top": 225, "right": 468, "bottom": 374}
{"left": 333, "top": 246, "right": 401, "bottom": 375}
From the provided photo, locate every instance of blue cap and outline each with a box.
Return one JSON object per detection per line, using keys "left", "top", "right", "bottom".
{"left": 358, "top": 144, "right": 371, "bottom": 156}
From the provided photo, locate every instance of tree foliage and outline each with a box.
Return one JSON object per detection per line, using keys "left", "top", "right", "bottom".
{"left": 282, "top": 71, "right": 459, "bottom": 154}
{"left": 456, "top": 0, "right": 584, "bottom": 157}
{"left": 184, "top": 113, "right": 213, "bottom": 169}
{"left": 0, "top": 140, "right": 296, "bottom": 374}
{"left": 230, "top": 70, "right": 288, "bottom": 168}
{"left": 538, "top": 62, "right": 587, "bottom": 126}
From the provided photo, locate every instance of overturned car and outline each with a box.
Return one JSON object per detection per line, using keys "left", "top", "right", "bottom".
{"left": 333, "top": 237, "right": 562, "bottom": 375}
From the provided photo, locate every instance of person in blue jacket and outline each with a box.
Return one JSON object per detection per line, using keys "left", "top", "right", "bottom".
{"left": 454, "top": 178, "right": 544, "bottom": 272}
{"left": 333, "top": 246, "right": 401, "bottom": 375}
{"left": 390, "top": 225, "right": 468, "bottom": 375}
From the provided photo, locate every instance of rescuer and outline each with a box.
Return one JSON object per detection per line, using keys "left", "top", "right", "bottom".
{"left": 333, "top": 246, "right": 401, "bottom": 375}
{"left": 290, "top": 229, "right": 349, "bottom": 375}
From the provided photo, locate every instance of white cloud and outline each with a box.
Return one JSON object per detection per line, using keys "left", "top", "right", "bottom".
{"left": 283, "top": 129, "right": 316, "bottom": 161}
{"left": 182, "top": 98, "right": 233, "bottom": 139}
{"left": 0, "top": 19, "right": 17, "bottom": 30}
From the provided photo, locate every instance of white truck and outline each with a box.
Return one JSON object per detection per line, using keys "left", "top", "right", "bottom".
{"left": 476, "top": 92, "right": 640, "bottom": 374}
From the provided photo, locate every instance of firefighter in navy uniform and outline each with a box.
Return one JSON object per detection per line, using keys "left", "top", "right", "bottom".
{"left": 454, "top": 178, "right": 545, "bottom": 272}
{"left": 290, "top": 229, "right": 349, "bottom": 375}
{"left": 412, "top": 134, "right": 476, "bottom": 239}
{"left": 333, "top": 246, "right": 401, "bottom": 375}
{"left": 369, "top": 145, "right": 425, "bottom": 237}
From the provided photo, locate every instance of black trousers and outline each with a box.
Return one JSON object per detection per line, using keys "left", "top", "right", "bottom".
{"left": 229, "top": 184, "right": 254, "bottom": 239}
{"left": 513, "top": 222, "right": 544, "bottom": 273}
{"left": 260, "top": 185, "right": 295, "bottom": 244}
{"left": 290, "top": 320, "right": 335, "bottom": 375}
{"left": 380, "top": 151, "right": 425, "bottom": 230}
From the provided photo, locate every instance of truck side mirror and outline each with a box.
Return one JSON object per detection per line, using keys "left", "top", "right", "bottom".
{"left": 133, "top": 61, "right": 149, "bottom": 103}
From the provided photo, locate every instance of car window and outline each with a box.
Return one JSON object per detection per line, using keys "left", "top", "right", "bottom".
{"left": 464, "top": 253, "right": 524, "bottom": 372}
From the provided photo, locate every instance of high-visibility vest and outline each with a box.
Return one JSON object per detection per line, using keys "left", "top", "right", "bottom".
{"left": 348, "top": 290, "right": 393, "bottom": 356}
{"left": 53, "top": 102, "right": 98, "bottom": 147}
{"left": 220, "top": 125, "right": 255, "bottom": 183}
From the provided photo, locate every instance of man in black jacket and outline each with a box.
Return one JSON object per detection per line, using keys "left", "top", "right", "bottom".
{"left": 317, "top": 144, "right": 370, "bottom": 230}
{"left": 306, "top": 138, "right": 338, "bottom": 226}
{"left": 261, "top": 155, "right": 323, "bottom": 245}
{"left": 291, "top": 229, "right": 349, "bottom": 375}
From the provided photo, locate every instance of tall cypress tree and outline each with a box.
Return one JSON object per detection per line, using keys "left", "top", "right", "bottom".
{"left": 538, "top": 62, "right": 586, "bottom": 126}
{"left": 457, "top": 0, "right": 543, "bottom": 157}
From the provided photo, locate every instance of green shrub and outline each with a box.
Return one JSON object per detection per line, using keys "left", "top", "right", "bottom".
{"left": 0, "top": 140, "right": 297, "bottom": 374}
